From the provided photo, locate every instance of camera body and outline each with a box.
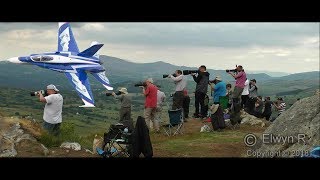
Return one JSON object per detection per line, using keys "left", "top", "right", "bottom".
{"left": 30, "top": 90, "right": 48, "bottom": 96}
{"left": 134, "top": 81, "right": 147, "bottom": 87}
{"left": 163, "top": 73, "right": 176, "bottom": 78}
{"left": 183, "top": 70, "right": 199, "bottom": 75}
{"left": 106, "top": 91, "right": 121, "bottom": 96}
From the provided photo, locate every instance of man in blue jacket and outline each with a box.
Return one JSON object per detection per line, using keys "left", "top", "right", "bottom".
{"left": 210, "top": 76, "right": 227, "bottom": 105}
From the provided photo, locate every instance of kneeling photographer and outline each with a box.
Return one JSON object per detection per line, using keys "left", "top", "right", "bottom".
{"left": 36, "top": 84, "right": 63, "bottom": 136}
{"left": 165, "top": 70, "right": 187, "bottom": 110}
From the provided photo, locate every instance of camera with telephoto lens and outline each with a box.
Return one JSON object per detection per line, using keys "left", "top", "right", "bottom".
{"left": 134, "top": 81, "right": 147, "bottom": 87}
{"left": 183, "top": 70, "right": 199, "bottom": 75}
{"left": 106, "top": 91, "right": 121, "bottom": 96}
{"left": 163, "top": 73, "right": 176, "bottom": 78}
{"left": 30, "top": 90, "right": 48, "bottom": 96}
{"left": 209, "top": 79, "right": 217, "bottom": 84}
{"left": 226, "top": 69, "right": 237, "bottom": 73}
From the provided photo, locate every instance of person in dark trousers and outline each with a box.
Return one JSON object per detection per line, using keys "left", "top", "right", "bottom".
{"left": 226, "top": 83, "right": 233, "bottom": 109}
{"left": 182, "top": 89, "right": 190, "bottom": 121}
{"left": 210, "top": 104, "right": 225, "bottom": 132}
{"left": 253, "top": 96, "right": 264, "bottom": 118}
{"left": 241, "top": 78, "right": 250, "bottom": 110}
{"left": 262, "top": 97, "right": 272, "bottom": 121}
{"left": 167, "top": 70, "right": 187, "bottom": 110}
{"left": 191, "top": 65, "right": 210, "bottom": 118}
{"left": 111, "top": 88, "right": 132, "bottom": 123}
{"left": 247, "top": 79, "right": 258, "bottom": 115}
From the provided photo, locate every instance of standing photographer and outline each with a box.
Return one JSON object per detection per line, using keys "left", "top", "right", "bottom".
{"left": 167, "top": 70, "right": 187, "bottom": 110}
{"left": 191, "top": 65, "right": 210, "bottom": 118}
{"left": 227, "top": 65, "right": 246, "bottom": 111}
{"left": 142, "top": 78, "right": 159, "bottom": 132}
{"left": 111, "top": 88, "right": 132, "bottom": 124}
{"left": 38, "top": 84, "right": 63, "bottom": 136}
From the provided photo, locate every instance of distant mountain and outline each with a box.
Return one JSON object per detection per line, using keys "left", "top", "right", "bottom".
{"left": 246, "top": 71, "right": 289, "bottom": 77}
{"left": 100, "top": 55, "right": 273, "bottom": 83}
{"left": 0, "top": 55, "right": 319, "bottom": 97}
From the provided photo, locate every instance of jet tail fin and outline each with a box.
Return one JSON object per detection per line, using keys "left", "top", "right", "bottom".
{"left": 58, "top": 22, "right": 79, "bottom": 53}
{"left": 78, "top": 42, "right": 104, "bottom": 58}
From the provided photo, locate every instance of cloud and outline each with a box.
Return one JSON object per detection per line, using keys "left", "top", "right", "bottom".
{"left": 0, "top": 22, "right": 318, "bottom": 74}
{"left": 80, "top": 23, "right": 105, "bottom": 31}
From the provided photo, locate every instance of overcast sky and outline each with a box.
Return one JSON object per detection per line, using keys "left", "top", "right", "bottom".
{"left": 0, "top": 22, "right": 318, "bottom": 73}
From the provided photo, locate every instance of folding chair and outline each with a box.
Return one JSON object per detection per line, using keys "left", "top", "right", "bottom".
{"left": 98, "top": 123, "right": 132, "bottom": 158}
{"left": 163, "top": 108, "right": 184, "bottom": 136}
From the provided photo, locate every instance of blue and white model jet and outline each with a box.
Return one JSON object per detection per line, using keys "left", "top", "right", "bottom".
{"left": 8, "top": 22, "right": 113, "bottom": 107}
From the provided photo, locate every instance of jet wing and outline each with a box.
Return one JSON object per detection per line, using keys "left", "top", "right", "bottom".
{"left": 65, "top": 70, "right": 95, "bottom": 107}
{"left": 91, "top": 71, "right": 113, "bottom": 91}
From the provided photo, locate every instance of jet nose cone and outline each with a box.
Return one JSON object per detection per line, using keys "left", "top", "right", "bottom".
{"left": 8, "top": 57, "right": 22, "bottom": 63}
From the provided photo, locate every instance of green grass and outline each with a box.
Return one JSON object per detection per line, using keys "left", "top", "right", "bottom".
{"left": 151, "top": 130, "right": 247, "bottom": 156}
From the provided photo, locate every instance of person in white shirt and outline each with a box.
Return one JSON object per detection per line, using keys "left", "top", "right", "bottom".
{"left": 38, "top": 84, "right": 63, "bottom": 136}
{"left": 241, "top": 79, "right": 250, "bottom": 110}
{"left": 167, "top": 70, "right": 187, "bottom": 110}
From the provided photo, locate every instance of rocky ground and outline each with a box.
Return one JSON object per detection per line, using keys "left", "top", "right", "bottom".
{"left": 1, "top": 91, "right": 319, "bottom": 157}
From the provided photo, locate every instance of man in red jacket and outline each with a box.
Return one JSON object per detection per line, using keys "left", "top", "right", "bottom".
{"left": 142, "top": 78, "right": 159, "bottom": 132}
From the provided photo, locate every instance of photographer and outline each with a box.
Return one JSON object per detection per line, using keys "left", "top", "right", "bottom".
{"left": 167, "top": 70, "right": 187, "bottom": 110}
{"left": 191, "top": 65, "right": 210, "bottom": 118}
{"left": 38, "top": 84, "right": 63, "bottom": 136}
{"left": 227, "top": 65, "right": 246, "bottom": 111}
{"left": 210, "top": 76, "right": 226, "bottom": 105}
{"left": 111, "top": 88, "right": 132, "bottom": 125}
{"left": 142, "top": 78, "right": 159, "bottom": 132}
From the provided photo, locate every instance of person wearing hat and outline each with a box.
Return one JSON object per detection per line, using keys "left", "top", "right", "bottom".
{"left": 38, "top": 84, "right": 63, "bottom": 136}
{"left": 210, "top": 76, "right": 227, "bottom": 105}
{"left": 112, "top": 87, "right": 132, "bottom": 124}
{"left": 142, "top": 78, "right": 159, "bottom": 132}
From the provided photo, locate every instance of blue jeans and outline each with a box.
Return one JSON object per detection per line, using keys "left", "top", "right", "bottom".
{"left": 43, "top": 121, "right": 61, "bottom": 136}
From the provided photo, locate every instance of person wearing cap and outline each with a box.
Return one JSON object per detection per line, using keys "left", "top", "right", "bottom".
{"left": 273, "top": 97, "right": 286, "bottom": 117}
{"left": 167, "top": 70, "right": 187, "bottom": 110}
{"left": 142, "top": 78, "right": 159, "bottom": 132}
{"left": 210, "top": 76, "right": 226, "bottom": 105}
{"left": 38, "top": 84, "right": 63, "bottom": 136}
{"left": 112, "top": 87, "right": 132, "bottom": 124}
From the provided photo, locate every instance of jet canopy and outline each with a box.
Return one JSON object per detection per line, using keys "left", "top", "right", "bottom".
{"left": 31, "top": 55, "right": 53, "bottom": 62}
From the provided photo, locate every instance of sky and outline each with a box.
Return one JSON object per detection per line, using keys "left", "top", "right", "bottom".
{"left": 0, "top": 22, "right": 319, "bottom": 74}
